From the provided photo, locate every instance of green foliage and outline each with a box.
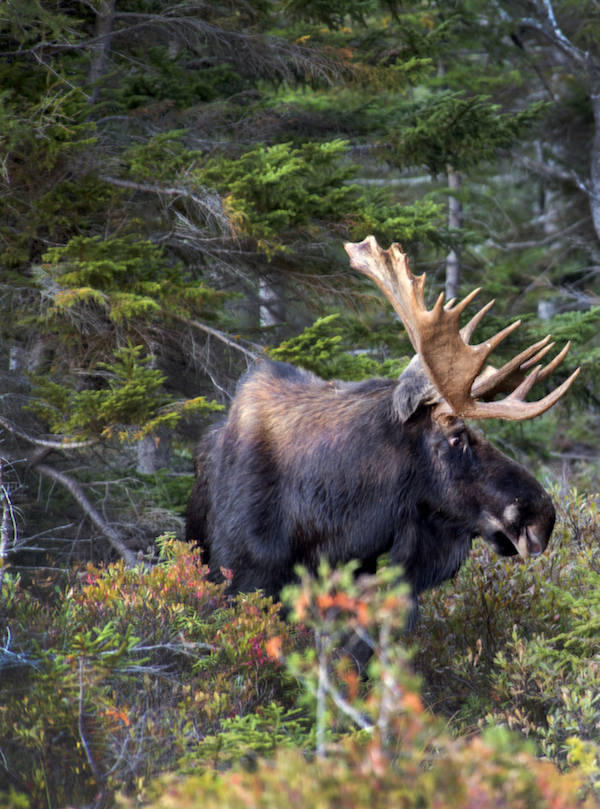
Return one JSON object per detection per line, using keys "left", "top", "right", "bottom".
{"left": 24, "top": 235, "right": 225, "bottom": 442}
{"left": 142, "top": 734, "right": 590, "bottom": 809}
{"left": 194, "top": 139, "right": 443, "bottom": 253}
{"left": 5, "top": 512, "right": 600, "bottom": 806}
{"left": 122, "top": 130, "right": 203, "bottom": 184}
{"left": 285, "top": 0, "right": 379, "bottom": 27}
{"left": 115, "top": 48, "right": 246, "bottom": 110}
{"left": 383, "top": 92, "right": 548, "bottom": 175}
{"left": 39, "top": 235, "right": 220, "bottom": 322}
{"left": 28, "top": 342, "right": 221, "bottom": 441}
{"left": 268, "top": 314, "right": 410, "bottom": 380}
{"left": 198, "top": 139, "right": 358, "bottom": 240}
{"left": 182, "top": 704, "right": 314, "bottom": 772}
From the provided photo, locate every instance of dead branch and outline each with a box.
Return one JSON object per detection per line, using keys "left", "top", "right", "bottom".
{"left": 33, "top": 465, "right": 139, "bottom": 567}
{"left": 168, "top": 311, "right": 260, "bottom": 360}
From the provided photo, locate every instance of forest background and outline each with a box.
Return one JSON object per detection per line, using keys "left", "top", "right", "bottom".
{"left": 3, "top": 0, "right": 600, "bottom": 806}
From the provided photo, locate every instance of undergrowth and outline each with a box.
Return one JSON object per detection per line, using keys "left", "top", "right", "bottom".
{"left": 1, "top": 488, "right": 600, "bottom": 807}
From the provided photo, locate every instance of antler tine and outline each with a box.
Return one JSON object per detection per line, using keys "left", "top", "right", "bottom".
{"left": 344, "top": 235, "right": 579, "bottom": 421}
{"left": 472, "top": 339, "right": 573, "bottom": 401}
{"left": 472, "top": 336, "right": 552, "bottom": 399}
{"left": 460, "top": 298, "right": 494, "bottom": 343}
{"left": 532, "top": 340, "right": 572, "bottom": 383}
{"left": 464, "top": 367, "right": 580, "bottom": 421}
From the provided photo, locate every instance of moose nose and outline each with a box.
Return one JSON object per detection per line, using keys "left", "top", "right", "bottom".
{"left": 516, "top": 524, "right": 549, "bottom": 558}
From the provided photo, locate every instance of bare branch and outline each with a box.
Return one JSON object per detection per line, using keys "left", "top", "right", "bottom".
{"left": 488, "top": 216, "right": 592, "bottom": 251}
{"left": 0, "top": 417, "right": 100, "bottom": 452}
{"left": 168, "top": 311, "right": 260, "bottom": 361}
{"left": 33, "top": 465, "right": 139, "bottom": 567}
{"left": 99, "top": 175, "right": 229, "bottom": 227}
{"left": 509, "top": 151, "right": 599, "bottom": 201}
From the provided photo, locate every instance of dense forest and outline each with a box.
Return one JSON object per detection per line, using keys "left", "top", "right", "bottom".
{"left": 3, "top": 0, "right": 600, "bottom": 806}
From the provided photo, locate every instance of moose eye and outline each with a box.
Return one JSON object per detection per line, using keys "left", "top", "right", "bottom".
{"left": 448, "top": 434, "right": 464, "bottom": 450}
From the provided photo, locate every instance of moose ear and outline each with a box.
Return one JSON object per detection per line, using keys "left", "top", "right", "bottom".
{"left": 394, "top": 356, "right": 440, "bottom": 422}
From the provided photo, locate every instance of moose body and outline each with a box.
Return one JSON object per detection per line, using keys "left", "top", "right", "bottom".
{"left": 186, "top": 237, "right": 578, "bottom": 625}
{"left": 186, "top": 357, "right": 555, "bottom": 612}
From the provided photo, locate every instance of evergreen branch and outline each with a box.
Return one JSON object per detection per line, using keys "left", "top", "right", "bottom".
{"left": 5, "top": 11, "right": 344, "bottom": 85}
{"left": 33, "top": 465, "right": 139, "bottom": 567}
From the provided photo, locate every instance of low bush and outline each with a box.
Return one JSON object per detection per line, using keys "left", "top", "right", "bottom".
{"left": 138, "top": 556, "right": 595, "bottom": 809}
{"left": 3, "top": 487, "right": 600, "bottom": 807}
{"left": 0, "top": 538, "right": 301, "bottom": 807}
{"left": 414, "top": 486, "right": 600, "bottom": 797}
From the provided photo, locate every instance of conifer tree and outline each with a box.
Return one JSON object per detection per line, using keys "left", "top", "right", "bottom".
{"left": 0, "top": 0, "right": 596, "bottom": 564}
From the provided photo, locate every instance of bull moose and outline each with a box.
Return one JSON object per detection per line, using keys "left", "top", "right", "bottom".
{"left": 186, "top": 236, "right": 579, "bottom": 632}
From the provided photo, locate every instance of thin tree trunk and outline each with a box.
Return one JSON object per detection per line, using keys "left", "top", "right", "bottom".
{"left": 87, "top": 0, "right": 117, "bottom": 106}
{"left": 589, "top": 92, "right": 600, "bottom": 243}
{"left": 259, "top": 274, "right": 285, "bottom": 328}
{"left": 0, "top": 457, "right": 12, "bottom": 591}
{"left": 446, "top": 169, "right": 462, "bottom": 301}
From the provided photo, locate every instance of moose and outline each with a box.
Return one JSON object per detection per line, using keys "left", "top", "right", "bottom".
{"left": 186, "top": 236, "right": 579, "bottom": 637}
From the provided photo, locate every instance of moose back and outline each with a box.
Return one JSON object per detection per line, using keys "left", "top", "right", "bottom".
{"left": 185, "top": 237, "right": 579, "bottom": 617}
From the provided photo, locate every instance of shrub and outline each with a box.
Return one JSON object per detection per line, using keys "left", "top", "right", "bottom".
{"left": 0, "top": 538, "right": 300, "bottom": 808}
{"left": 138, "top": 559, "right": 594, "bottom": 809}
{"left": 413, "top": 487, "right": 600, "bottom": 798}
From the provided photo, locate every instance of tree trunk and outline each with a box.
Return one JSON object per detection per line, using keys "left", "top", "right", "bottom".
{"left": 87, "top": 0, "right": 117, "bottom": 106}
{"left": 446, "top": 169, "right": 462, "bottom": 300}
{"left": 136, "top": 431, "right": 172, "bottom": 475}
{"left": 259, "top": 274, "right": 285, "bottom": 328}
{"left": 589, "top": 92, "right": 600, "bottom": 243}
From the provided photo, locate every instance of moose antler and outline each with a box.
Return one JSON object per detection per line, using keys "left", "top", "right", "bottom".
{"left": 344, "top": 235, "right": 580, "bottom": 420}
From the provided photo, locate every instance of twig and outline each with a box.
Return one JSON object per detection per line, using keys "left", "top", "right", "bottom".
{"left": 0, "top": 458, "right": 11, "bottom": 591}
{"left": 510, "top": 152, "right": 599, "bottom": 202}
{"left": 315, "top": 630, "right": 328, "bottom": 759}
{"left": 488, "top": 216, "right": 592, "bottom": 251}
